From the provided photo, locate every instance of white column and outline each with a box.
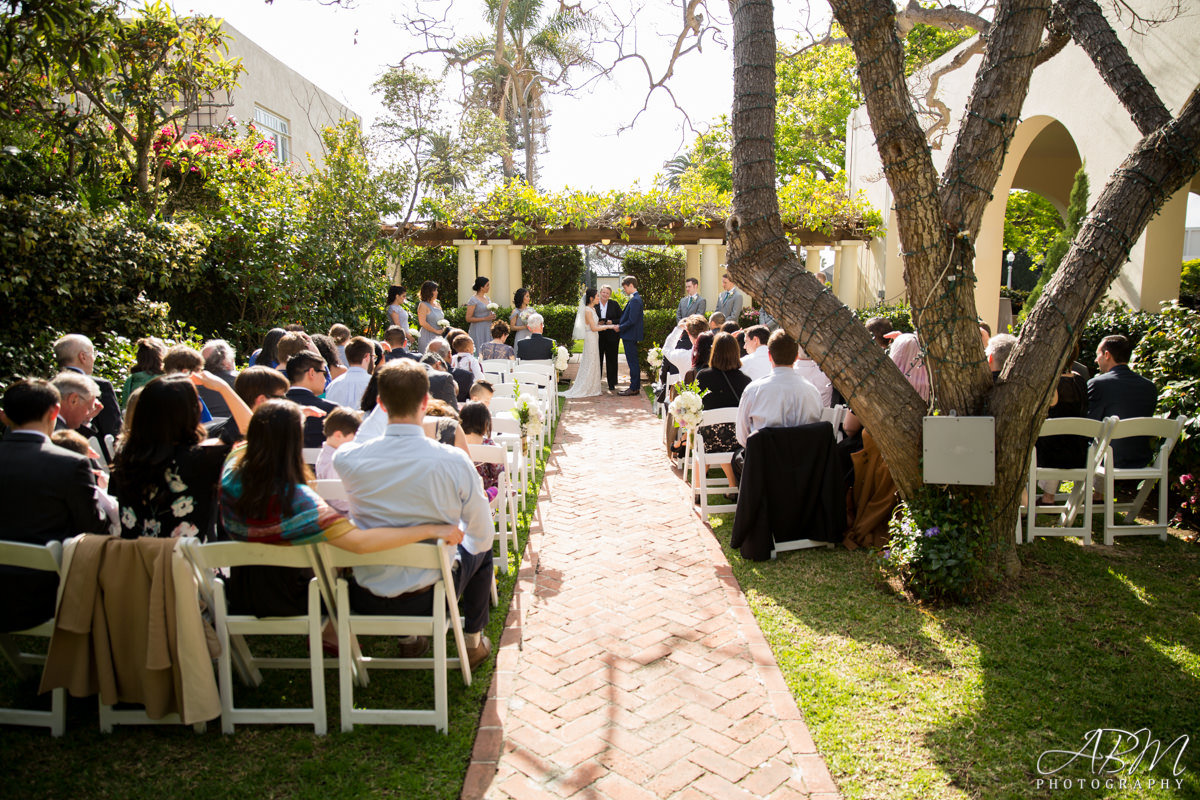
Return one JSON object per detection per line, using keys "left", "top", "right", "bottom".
{"left": 509, "top": 245, "right": 524, "bottom": 303}
{"left": 684, "top": 245, "right": 701, "bottom": 286}
{"left": 489, "top": 240, "right": 511, "bottom": 307}
{"left": 804, "top": 246, "right": 823, "bottom": 275}
{"left": 839, "top": 240, "right": 864, "bottom": 308}
{"left": 454, "top": 240, "right": 477, "bottom": 306}
{"left": 699, "top": 238, "right": 723, "bottom": 309}
{"left": 476, "top": 244, "right": 493, "bottom": 307}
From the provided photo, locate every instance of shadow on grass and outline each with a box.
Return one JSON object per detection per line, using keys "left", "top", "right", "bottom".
{"left": 708, "top": 515, "right": 1200, "bottom": 800}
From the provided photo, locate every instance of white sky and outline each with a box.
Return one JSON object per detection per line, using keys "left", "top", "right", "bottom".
{"left": 172, "top": 0, "right": 734, "bottom": 192}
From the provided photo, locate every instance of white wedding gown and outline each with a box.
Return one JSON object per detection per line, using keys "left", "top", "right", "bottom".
{"left": 560, "top": 307, "right": 602, "bottom": 398}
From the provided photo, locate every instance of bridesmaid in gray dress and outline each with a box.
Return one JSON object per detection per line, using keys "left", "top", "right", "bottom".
{"left": 416, "top": 280, "right": 445, "bottom": 353}
{"left": 510, "top": 287, "right": 533, "bottom": 346}
{"left": 465, "top": 277, "right": 497, "bottom": 351}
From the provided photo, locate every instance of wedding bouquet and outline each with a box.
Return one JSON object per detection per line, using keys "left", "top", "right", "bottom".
{"left": 514, "top": 395, "right": 543, "bottom": 439}
{"left": 669, "top": 390, "right": 704, "bottom": 430}
{"left": 437, "top": 319, "right": 450, "bottom": 329}
{"left": 554, "top": 346, "right": 569, "bottom": 371}
{"left": 487, "top": 302, "right": 499, "bottom": 311}
{"left": 647, "top": 346, "right": 664, "bottom": 369}
{"left": 519, "top": 308, "right": 532, "bottom": 324}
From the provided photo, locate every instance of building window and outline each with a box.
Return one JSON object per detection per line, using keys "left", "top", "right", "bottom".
{"left": 253, "top": 106, "right": 291, "bottom": 163}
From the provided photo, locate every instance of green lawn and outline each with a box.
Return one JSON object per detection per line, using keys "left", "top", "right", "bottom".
{"left": 0, "top": 414, "right": 561, "bottom": 800}
{"left": 707, "top": 513, "right": 1200, "bottom": 799}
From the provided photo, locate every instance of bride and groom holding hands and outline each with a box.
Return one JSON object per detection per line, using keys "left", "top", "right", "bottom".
{"left": 560, "top": 276, "right": 644, "bottom": 399}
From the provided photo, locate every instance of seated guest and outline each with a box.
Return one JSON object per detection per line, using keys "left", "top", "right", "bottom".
{"left": 979, "top": 320, "right": 991, "bottom": 348}
{"left": 514, "top": 314, "right": 554, "bottom": 361}
{"left": 793, "top": 345, "right": 834, "bottom": 407}
{"left": 311, "top": 333, "right": 348, "bottom": 382}
{"left": 1035, "top": 344, "right": 1089, "bottom": 504}
{"left": 1087, "top": 333, "right": 1159, "bottom": 468}
{"left": 315, "top": 407, "right": 363, "bottom": 514}
{"left": 333, "top": 360, "right": 496, "bottom": 667}
{"left": 886, "top": 332, "right": 930, "bottom": 402}
{"left": 423, "top": 399, "right": 470, "bottom": 454}
{"left": 275, "top": 332, "right": 313, "bottom": 371}
{"left": 986, "top": 333, "right": 1017, "bottom": 382}
{"left": 207, "top": 365, "right": 290, "bottom": 444}
{"left": 720, "top": 321, "right": 740, "bottom": 335}
{"left": 0, "top": 379, "right": 108, "bottom": 632}
{"left": 285, "top": 351, "right": 339, "bottom": 448}
{"left": 739, "top": 325, "right": 772, "bottom": 382}
{"left": 50, "top": 429, "right": 118, "bottom": 534}
{"left": 695, "top": 332, "right": 752, "bottom": 493}
{"left": 428, "top": 337, "right": 472, "bottom": 402}
{"left": 53, "top": 334, "right": 121, "bottom": 441}
{"left": 218, "top": 399, "right": 459, "bottom": 624}
{"left": 736, "top": 331, "right": 822, "bottom": 446}
{"left": 666, "top": 315, "right": 707, "bottom": 377}
{"left": 419, "top": 350, "right": 462, "bottom": 410}
{"left": 163, "top": 345, "right": 215, "bottom": 426}
{"left": 469, "top": 380, "right": 494, "bottom": 407}
{"left": 384, "top": 325, "right": 417, "bottom": 361}
{"left": 51, "top": 371, "right": 102, "bottom": 437}
{"left": 248, "top": 328, "right": 286, "bottom": 368}
{"left": 328, "top": 323, "right": 352, "bottom": 367}
{"left": 122, "top": 337, "right": 166, "bottom": 406}
{"left": 325, "top": 336, "right": 374, "bottom": 410}
{"left": 460, "top": 401, "right": 504, "bottom": 502}
{"left": 110, "top": 372, "right": 250, "bottom": 541}
{"left": 708, "top": 312, "right": 726, "bottom": 331}
{"left": 479, "top": 320, "right": 516, "bottom": 361}
{"left": 864, "top": 317, "right": 893, "bottom": 348}
{"left": 199, "top": 339, "right": 238, "bottom": 418}
{"left": 684, "top": 330, "right": 715, "bottom": 385}
{"left": 451, "top": 335, "right": 486, "bottom": 382}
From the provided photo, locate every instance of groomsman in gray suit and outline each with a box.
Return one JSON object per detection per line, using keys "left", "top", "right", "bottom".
{"left": 714, "top": 272, "right": 744, "bottom": 322}
{"left": 675, "top": 277, "right": 707, "bottom": 322}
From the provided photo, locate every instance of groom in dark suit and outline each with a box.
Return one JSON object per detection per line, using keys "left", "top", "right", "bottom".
{"left": 595, "top": 286, "right": 622, "bottom": 391}
{"left": 616, "top": 276, "right": 645, "bottom": 395}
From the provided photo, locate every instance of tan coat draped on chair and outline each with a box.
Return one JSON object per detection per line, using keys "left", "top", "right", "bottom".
{"left": 844, "top": 431, "right": 899, "bottom": 551}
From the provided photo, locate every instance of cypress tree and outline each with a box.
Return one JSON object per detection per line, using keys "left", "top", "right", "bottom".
{"left": 1020, "top": 165, "right": 1090, "bottom": 322}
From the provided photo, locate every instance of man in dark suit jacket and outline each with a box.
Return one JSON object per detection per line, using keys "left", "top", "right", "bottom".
{"left": 515, "top": 314, "right": 555, "bottom": 361}
{"left": 419, "top": 354, "right": 460, "bottom": 410}
{"left": 595, "top": 286, "right": 622, "bottom": 391}
{"left": 1087, "top": 334, "right": 1159, "bottom": 468}
{"left": 616, "top": 277, "right": 645, "bottom": 394}
{"left": 0, "top": 379, "right": 107, "bottom": 632}
{"left": 53, "top": 334, "right": 121, "bottom": 441}
{"left": 284, "top": 351, "right": 340, "bottom": 448}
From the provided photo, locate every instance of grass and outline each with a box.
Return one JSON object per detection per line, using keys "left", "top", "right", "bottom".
{"left": 0, "top": 413, "right": 561, "bottom": 800}
{"left": 706, "top": 509, "right": 1200, "bottom": 800}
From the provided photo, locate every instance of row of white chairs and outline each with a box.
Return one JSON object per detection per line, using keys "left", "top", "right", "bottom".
{"left": 0, "top": 532, "right": 472, "bottom": 737}
{"left": 1021, "top": 415, "right": 1186, "bottom": 546}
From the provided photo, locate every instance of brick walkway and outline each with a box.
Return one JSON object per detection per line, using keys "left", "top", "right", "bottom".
{"left": 463, "top": 392, "right": 839, "bottom": 800}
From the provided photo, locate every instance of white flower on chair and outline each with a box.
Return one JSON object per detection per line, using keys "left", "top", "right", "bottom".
{"left": 554, "top": 346, "right": 569, "bottom": 371}
{"left": 669, "top": 391, "right": 704, "bottom": 429}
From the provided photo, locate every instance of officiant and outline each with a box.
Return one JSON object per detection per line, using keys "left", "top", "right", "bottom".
{"left": 595, "top": 285, "right": 621, "bottom": 393}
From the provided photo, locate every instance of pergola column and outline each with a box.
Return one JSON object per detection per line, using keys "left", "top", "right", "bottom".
{"left": 838, "top": 240, "right": 864, "bottom": 307}
{"left": 489, "top": 240, "right": 512, "bottom": 307}
{"left": 454, "top": 240, "right": 477, "bottom": 306}
{"left": 684, "top": 245, "right": 701, "bottom": 288}
{"left": 509, "top": 245, "right": 524, "bottom": 303}
{"left": 804, "top": 246, "right": 823, "bottom": 275}
{"left": 699, "top": 238, "right": 723, "bottom": 308}
{"left": 475, "top": 245, "right": 493, "bottom": 308}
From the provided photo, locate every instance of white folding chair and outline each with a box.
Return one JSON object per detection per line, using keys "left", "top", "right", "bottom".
{"left": 468, "top": 444, "right": 520, "bottom": 571}
{"left": 491, "top": 383, "right": 517, "bottom": 399}
{"left": 313, "top": 479, "right": 348, "bottom": 504}
{"left": 490, "top": 396, "right": 517, "bottom": 413}
{"left": 302, "top": 447, "right": 322, "bottom": 467}
{"left": 511, "top": 370, "right": 554, "bottom": 428}
{"left": 184, "top": 539, "right": 328, "bottom": 735}
{"left": 0, "top": 540, "right": 66, "bottom": 736}
{"left": 1024, "top": 416, "right": 1115, "bottom": 545}
{"left": 690, "top": 408, "right": 741, "bottom": 517}
{"left": 491, "top": 414, "right": 530, "bottom": 510}
{"left": 1093, "top": 416, "right": 1187, "bottom": 545}
{"left": 86, "top": 435, "right": 109, "bottom": 474}
{"left": 819, "top": 405, "right": 848, "bottom": 443}
{"left": 317, "top": 540, "right": 471, "bottom": 733}
{"left": 481, "top": 359, "right": 514, "bottom": 378}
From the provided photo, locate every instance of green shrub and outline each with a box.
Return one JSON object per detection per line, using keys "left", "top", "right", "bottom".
{"left": 394, "top": 246, "right": 460, "bottom": 313}
{"left": 520, "top": 246, "right": 584, "bottom": 306}
{"left": 851, "top": 302, "right": 914, "bottom": 333}
{"left": 1078, "top": 301, "right": 1157, "bottom": 362}
{"left": 622, "top": 248, "right": 685, "bottom": 310}
{"left": 880, "top": 486, "right": 997, "bottom": 603}
{"left": 1180, "top": 259, "right": 1200, "bottom": 306}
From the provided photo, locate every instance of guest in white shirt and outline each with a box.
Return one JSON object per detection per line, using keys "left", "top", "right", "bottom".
{"left": 739, "top": 325, "right": 773, "bottom": 382}
{"left": 793, "top": 345, "right": 833, "bottom": 408}
{"left": 314, "top": 407, "right": 362, "bottom": 514}
{"left": 333, "top": 359, "right": 496, "bottom": 668}
{"left": 323, "top": 337, "right": 374, "bottom": 410}
{"left": 736, "top": 331, "right": 823, "bottom": 446}
{"left": 666, "top": 316, "right": 709, "bottom": 376}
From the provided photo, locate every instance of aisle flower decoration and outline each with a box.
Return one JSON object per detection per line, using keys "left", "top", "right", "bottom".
{"left": 647, "top": 346, "right": 664, "bottom": 369}
{"left": 669, "top": 383, "right": 706, "bottom": 430}
{"left": 554, "top": 346, "right": 569, "bottom": 371}
{"left": 514, "top": 395, "right": 544, "bottom": 453}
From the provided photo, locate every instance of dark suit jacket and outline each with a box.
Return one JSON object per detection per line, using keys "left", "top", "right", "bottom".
{"left": 516, "top": 334, "right": 554, "bottom": 361}
{"left": 618, "top": 292, "right": 645, "bottom": 343}
{"left": 0, "top": 431, "right": 107, "bottom": 631}
{"left": 197, "top": 368, "right": 237, "bottom": 419}
{"left": 596, "top": 299, "right": 622, "bottom": 343}
{"left": 66, "top": 366, "right": 121, "bottom": 440}
{"left": 1087, "top": 364, "right": 1159, "bottom": 468}
{"left": 284, "top": 387, "right": 339, "bottom": 448}
{"left": 428, "top": 371, "right": 459, "bottom": 411}
{"left": 451, "top": 367, "right": 473, "bottom": 403}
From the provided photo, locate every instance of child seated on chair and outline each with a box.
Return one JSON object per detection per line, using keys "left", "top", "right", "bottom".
{"left": 315, "top": 407, "right": 362, "bottom": 514}
{"left": 469, "top": 379, "right": 494, "bottom": 407}
{"left": 460, "top": 401, "right": 503, "bottom": 504}
{"left": 450, "top": 336, "right": 485, "bottom": 382}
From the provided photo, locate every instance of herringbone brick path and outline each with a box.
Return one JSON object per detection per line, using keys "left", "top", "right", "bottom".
{"left": 462, "top": 392, "right": 839, "bottom": 800}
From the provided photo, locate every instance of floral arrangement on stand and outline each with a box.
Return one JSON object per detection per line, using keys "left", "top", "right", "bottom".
{"left": 647, "top": 346, "right": 664, "bottom": 370}
{"left": 513, "top": 394, "right": 544, "bottom": 455}
{"left": 668, "top": 380, "right": 707, "bottom": 430}
{"left": 554, "top": 345, "right": 569, "bottom": 372}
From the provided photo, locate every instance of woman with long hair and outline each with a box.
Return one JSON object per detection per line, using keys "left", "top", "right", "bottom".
{"left": 465, "top": 277, "right": 497, "bottom": 352}
{"left": 248, "top": 328, "right": 287, "bottom": 369}
{"left": 386, "top": 285, "right": 409, "bottom": 331}
{"left": 560, "top": 288, "right": 613, "bottom": 399}
{"left": 218, "top": 399, "right": 461, "bottom": 619}
{"left": 509, "top": 287, "right": 532, "bottom": 345}
{"left": 694, "top": 332, "right": 751, "bottom": 493}
{"left": 110, "top": 373, "right": 251, "bottom": 540}
{"left": 121, "top": 337, "right": 167, "bottom": 406}
{"left": 415, "top": 281, "right": 445, "bottom": 354}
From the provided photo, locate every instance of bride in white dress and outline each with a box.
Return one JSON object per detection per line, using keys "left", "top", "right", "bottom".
{"left": 560, "top": 289, "right": 614, "bottom": 398}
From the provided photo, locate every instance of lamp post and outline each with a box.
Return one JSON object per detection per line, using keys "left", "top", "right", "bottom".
{"left": 1006, "top": 250, "right": 1016, "bottom": 290}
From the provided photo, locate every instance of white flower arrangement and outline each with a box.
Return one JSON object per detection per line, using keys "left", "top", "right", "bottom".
{"left": 486, "top": 302, "right": 499, "bottom": 311}
{"left": 436, "top": 319, "right": 450, "bottom": 329}
{"left": 519, "top": 308, "right": 532, "bottom": 324}
{"left": 554, "top": 345, "right": 569, "bottom": 371}
{"left": 669, "top": 390, "right": 705, "bottom": 429}
{"left": 647, "top": 346, "right": 664, "bottom": 369}
{"left": 514, "top": 395, "right": 544, "bottom": 439}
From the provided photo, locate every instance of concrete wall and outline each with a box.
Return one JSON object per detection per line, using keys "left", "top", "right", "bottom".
{"left": 845, "top": 1, "right": 1200, "bottom": 326}
{"left": 219, "top": 22, "right": 358, "bottom": 173}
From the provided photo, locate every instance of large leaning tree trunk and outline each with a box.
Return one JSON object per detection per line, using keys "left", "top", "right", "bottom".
{"left": 724, "top": 0, "right": 1200, "bottom": 587}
